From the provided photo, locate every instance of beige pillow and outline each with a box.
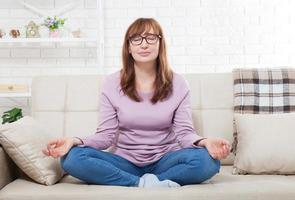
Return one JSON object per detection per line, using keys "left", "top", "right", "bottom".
{"left": 0, "top": 116, "right": 64, "bottom": 185}
{"left": 233, "top": 113, "right": 295, "bottom": 175}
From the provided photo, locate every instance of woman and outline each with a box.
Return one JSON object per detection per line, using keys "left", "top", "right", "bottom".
{"left": 42, "top": 18, "right": 231, "bottom": 188}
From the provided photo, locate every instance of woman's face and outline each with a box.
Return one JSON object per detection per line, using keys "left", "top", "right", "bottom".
{"left": 128, "top": 29, "right": 160, "bottom": 64}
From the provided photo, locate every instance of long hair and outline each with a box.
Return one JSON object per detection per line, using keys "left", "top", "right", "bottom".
{"left": 120, "top": 18, "right": 173, "bottom": 104}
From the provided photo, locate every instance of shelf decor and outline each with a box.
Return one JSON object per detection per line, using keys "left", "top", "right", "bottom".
{"left": 25, "top": 21, "right": 40, "bottom": 38}
{"left": 9, "top": 29, "right": 20, "bottom": 38}
{"left": 43, "top": 16, "right": 66, "bottom": 38}
{"left": 0, "top": 28, "right": 5, "bottom": 38}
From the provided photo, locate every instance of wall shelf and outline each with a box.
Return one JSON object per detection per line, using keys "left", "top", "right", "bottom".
{"left": 0, "top": 93, "right": 31, "bottom": 98}
{"left": 0, "top": 37, "right": 99, "bottom": 43}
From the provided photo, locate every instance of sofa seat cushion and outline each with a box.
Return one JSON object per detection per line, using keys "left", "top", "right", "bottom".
{"left": 1, "top": 166, "right": 295, "bottom": 200}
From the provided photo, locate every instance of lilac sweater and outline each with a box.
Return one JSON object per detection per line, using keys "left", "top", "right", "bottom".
{"left": 77, "top": 71, "right": 204, "bottom": 167}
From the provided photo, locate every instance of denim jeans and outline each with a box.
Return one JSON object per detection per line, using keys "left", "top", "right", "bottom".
{"left": 60, "top": 146, "right": 221, "bottom": 187}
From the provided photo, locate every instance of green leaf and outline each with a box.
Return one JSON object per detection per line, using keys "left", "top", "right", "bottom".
{"left": 1, "top": 107, "right": 23, "bottom": 124}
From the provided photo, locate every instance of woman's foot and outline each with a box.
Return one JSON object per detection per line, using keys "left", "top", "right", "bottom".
{"left": 138, "top": 173, "right": 180, "bottom": 188}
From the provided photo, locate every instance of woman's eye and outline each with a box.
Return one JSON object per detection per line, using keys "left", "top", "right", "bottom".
{"left": 133, "top": 37, "right": 141, "bottom": 41}
{"left": 147, "top": 36, "right": 156, "bottom": 40}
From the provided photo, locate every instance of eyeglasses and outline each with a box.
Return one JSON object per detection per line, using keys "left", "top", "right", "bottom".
{"left": 129, "top": 33, "right": 161, "bottom": 46}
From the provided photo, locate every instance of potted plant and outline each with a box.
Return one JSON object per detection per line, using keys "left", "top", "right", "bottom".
{"left": 43, "top": 16, "right": 66, "bottom": 38}
{"left": 1, "top": 107, "right": 23, "bottom": 124}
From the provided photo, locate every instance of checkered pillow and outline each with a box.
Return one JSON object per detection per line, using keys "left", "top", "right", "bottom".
{"left": 231, "top": 68, "right": 295, "bottom": 156}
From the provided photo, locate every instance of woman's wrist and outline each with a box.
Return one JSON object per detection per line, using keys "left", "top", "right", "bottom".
{"left": 72, "top": 137, "right": 83, "bottom": 146}
{"left": 195, "top": 138, "right": 208, "bottom": 147}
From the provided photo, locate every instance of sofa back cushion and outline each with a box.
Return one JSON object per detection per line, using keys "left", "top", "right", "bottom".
{"left": 31, "top": 73, "right": 234, "bottom": 165}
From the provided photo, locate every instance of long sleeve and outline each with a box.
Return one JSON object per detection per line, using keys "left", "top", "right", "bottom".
{"left": 77, "top": 83, "right": 119, "bottom": 150}
{"left": 172, "top": 86, "right": 205, "bottom": 149}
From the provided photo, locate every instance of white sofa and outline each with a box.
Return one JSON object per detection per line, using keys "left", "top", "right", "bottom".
{"left": 1, "top": 73, "right": 295, "bottom": 200}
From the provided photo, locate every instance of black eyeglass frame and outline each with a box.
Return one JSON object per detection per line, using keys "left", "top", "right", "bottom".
{"left": 129, "top": 33, "right": 162, "bottom": 45}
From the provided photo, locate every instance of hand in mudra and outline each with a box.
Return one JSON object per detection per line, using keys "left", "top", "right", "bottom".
{"left": 201, "top": 137, "right": 231, "bottom": 160}
{"left": 42, "top": 137, "right": 75, "bottom": 158}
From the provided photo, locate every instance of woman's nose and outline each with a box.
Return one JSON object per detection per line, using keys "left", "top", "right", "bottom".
{"left": 140, "top": 39, "right": 149, "bottom": 48}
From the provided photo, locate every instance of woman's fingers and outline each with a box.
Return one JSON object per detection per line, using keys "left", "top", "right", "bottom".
{"left": 42, "top": 148, "right": 50, "bottom": 156}
{"left": 42, "top": 148, "right": 58, "bottom": 158}
{"left": 42, "top": 148, "right": 56, "bottom": 157}
{"left": 51, "top": 146, "right": 68, "bottom": 158}
{"left": 212, "top": 149, "right": 222, "bottom": 160}
{"left": 220, "top": 145, "right": 228, "bottom": 158}
{"left": 43, "top": 145, "right": 58, "bottom": 157}
{"left": 215, "top": 145, "right": 230, "bottom": 160}
{"left": 210, "top": 139, "right": 231, "bottom": 160}
{"left": 211, "top": 154, "right": 217, "bottom": 159}
{"left": 43, "top": 138, "right": 68, "bottom": 158}
{"left": 221, "top": 139, "right": 230, "bottom": 147}
{"left": 223, "top": 145, "right": 229, "bottom": 155}
{"left": 50, "top": 151, "right": 60, "bottom": 158}
{"left": 47, "top": 140, "right": 57, "bottom": 151}
{"left": 209, "top": 149, "right": 217, "bottom": 159}
{"left": 226, "top": 145, "right": 231, "bottom": 155}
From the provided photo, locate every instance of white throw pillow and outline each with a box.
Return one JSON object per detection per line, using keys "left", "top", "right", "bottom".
{"left": 233, "top": 113, "right": 295, "bottom": 175}
{"left": 0, "top": 116, "right": 64, "bottom": 185}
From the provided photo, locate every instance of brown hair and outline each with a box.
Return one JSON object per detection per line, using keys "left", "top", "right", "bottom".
{"left": 120, "top": 18, "right": 173, "bottom": 104}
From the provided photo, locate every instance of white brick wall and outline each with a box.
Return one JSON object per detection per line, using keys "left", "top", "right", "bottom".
{"left": 1, "top": 0, "right": 295, "bottom": 115}
{"left": 104, "top": 0, "right": 295, "bottom": 73}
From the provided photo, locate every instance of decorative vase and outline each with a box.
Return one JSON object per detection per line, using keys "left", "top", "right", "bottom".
{"left": 49, "top": 29, "right": 60, "bottom": 38}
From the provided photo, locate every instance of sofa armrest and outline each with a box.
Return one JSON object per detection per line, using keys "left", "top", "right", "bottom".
{"left": 0, "top": 146, "right": 17, "bottom": 189}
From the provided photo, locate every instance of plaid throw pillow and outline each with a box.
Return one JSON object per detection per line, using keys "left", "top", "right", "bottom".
{"left": 231, "top": 68, "right": 295, "bottom": 155}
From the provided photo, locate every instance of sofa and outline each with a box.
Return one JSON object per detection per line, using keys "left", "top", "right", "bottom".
{"left": 1, "top": 73, "right": 295, "bottom": 200}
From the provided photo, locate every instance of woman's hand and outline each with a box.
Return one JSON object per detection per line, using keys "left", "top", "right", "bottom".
{"left": 199, "top": 137, "right": 231, "bottom": 160}
{"left": 42, "top": 137, "right": 79, "bottom": 158}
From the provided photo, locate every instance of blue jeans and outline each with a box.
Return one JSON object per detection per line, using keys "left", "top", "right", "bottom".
{"left": 60, "top": 146, "right": 220, "bottom": 187}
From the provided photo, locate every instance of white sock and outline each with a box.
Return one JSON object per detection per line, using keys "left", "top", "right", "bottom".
{"left": 138, "top": 177, "right": 145, "bottom": 187}
{"left": 138, "top": 173, "right": 180, "bottom": 188}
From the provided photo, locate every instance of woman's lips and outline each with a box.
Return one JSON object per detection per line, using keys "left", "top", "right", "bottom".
{"left": 138, "top": 52, "right": 151, "bottom": 57}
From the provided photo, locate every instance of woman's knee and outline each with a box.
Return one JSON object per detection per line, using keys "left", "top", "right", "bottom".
{"left": 60, "top": 146, "right": 85, "bottom": 172}
{"left": 197, "top": 148, "right": 220, "bottom": 169}
{"left": 186, "top": 148, "right": 221, "bottom": 182}
{"left": 198, "top": 148, "right": 221, "bottom": 178}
